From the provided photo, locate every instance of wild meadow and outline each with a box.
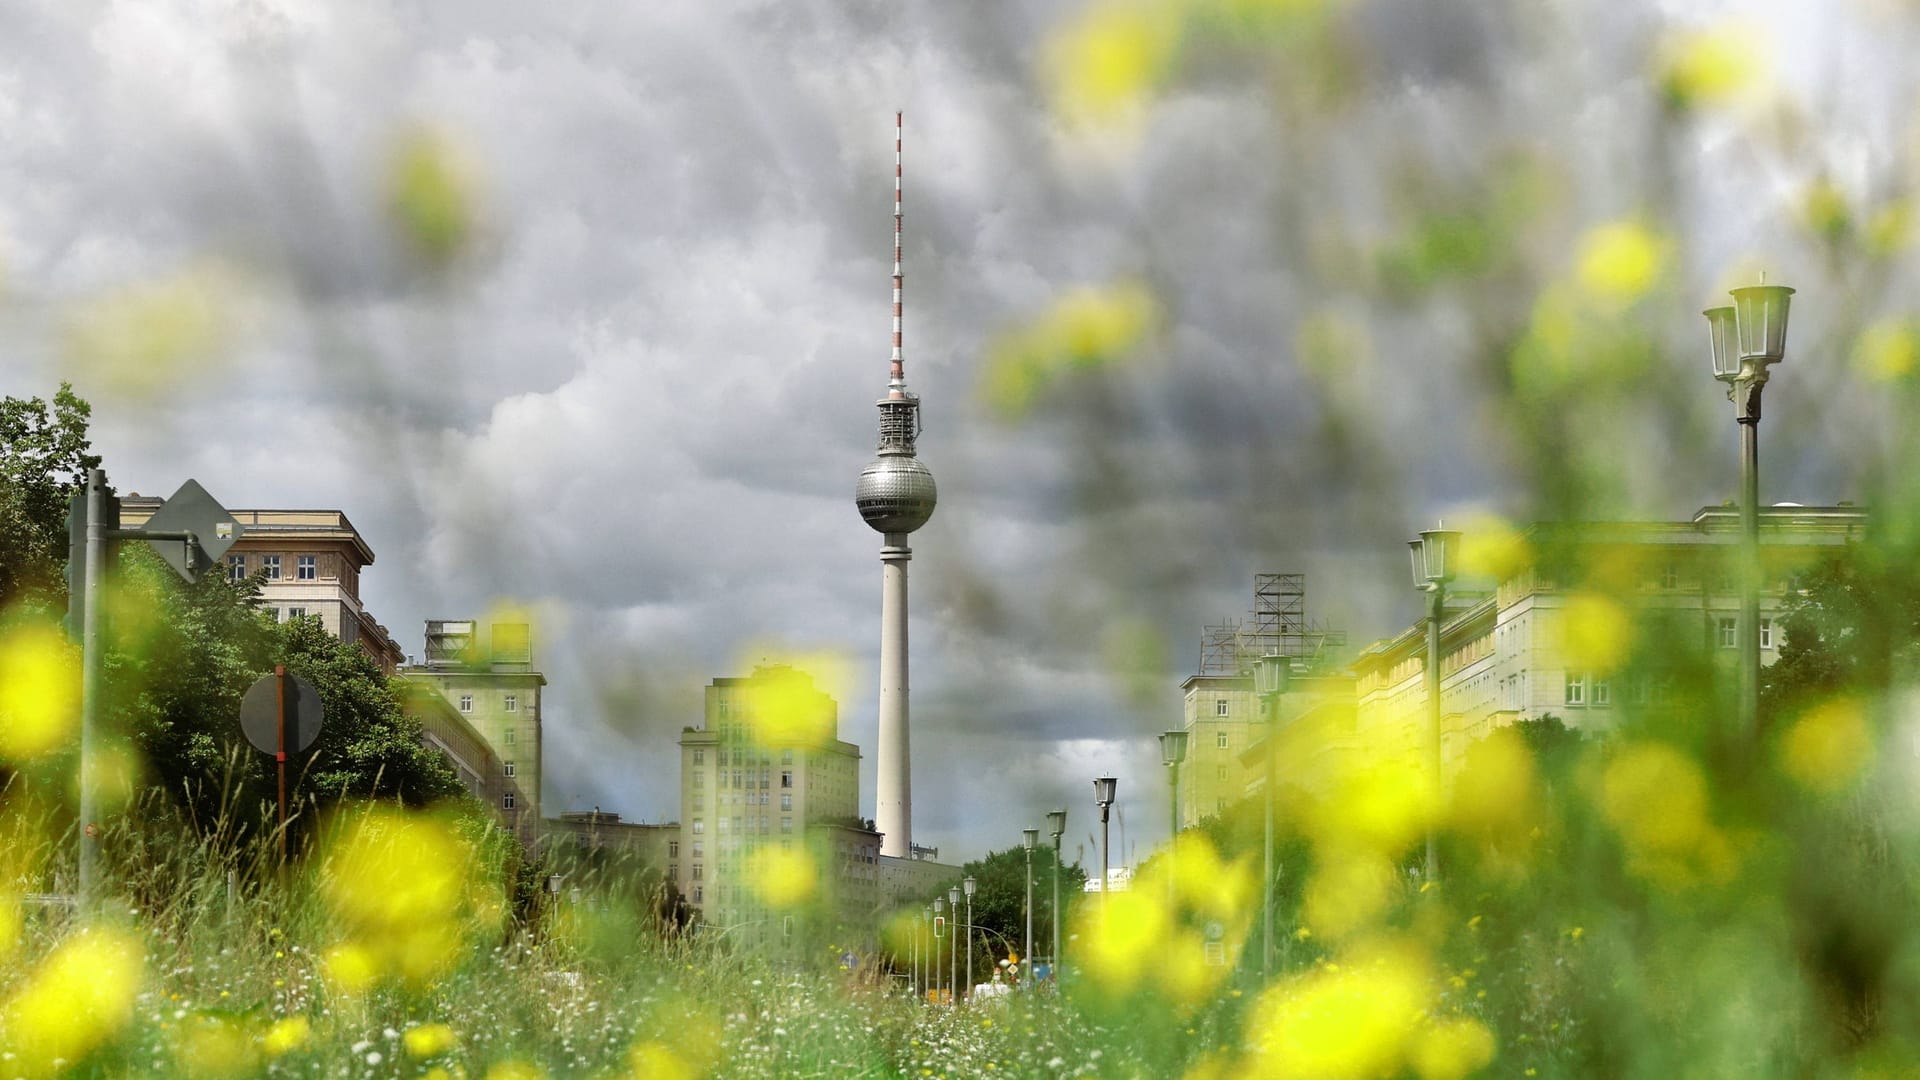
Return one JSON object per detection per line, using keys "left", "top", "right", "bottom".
{"left": 11, "top": 0, "right": 1920, "bottom": 1076}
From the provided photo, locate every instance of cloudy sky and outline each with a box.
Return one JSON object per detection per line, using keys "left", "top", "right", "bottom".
{"left": 4, "top": 0, "right": 1915, "bottom": 866}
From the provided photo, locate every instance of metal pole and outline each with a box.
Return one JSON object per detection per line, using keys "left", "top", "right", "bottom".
{"left": 1166, "top": 764, "right": 1178, "bottom": 911}
{"left": 1100, "top": 809, "right": 1110, "bottom": 906}
{"left": 1425, "top": 584, "right": 1444, "bottom": 881}
{"left": 948, "top": 913, "right": 956, "bottom": 1005}
{"left": 275, "top": 664, "right": 289, "bottom": 863}
{"left": 1263, "top": 708, "right": 1275, "bottom": 980}
{"left": 1739, "top": 411, "right": 1761, "bottom": 740}
{"left": 78, "top": 468, "right": 106, "bottom": 905}
{"left": 1051, "top": 833, "right": 1062, "bottom": 980}
{"left": 965, "top": 893, "right": 973, "bottom": 1001}
{"left": 1024, "top": 847, "right": 1034, "bottom": 991}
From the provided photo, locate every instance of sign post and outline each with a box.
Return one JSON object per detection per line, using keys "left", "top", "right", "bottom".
{"left": 239, "top": 669, "right": 324, "bottom": 861}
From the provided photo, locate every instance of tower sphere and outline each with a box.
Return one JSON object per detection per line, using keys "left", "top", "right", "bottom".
{"left": 856, "top": 455, "right": 937, "bottom": 534}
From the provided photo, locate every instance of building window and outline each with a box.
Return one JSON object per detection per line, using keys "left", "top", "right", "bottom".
{"left": 297, "top": 554, "right": 317, "bottom": 580}
{"left": 1216, "top": 731, "right": 1229, "bottom": 749}
{"left": 692, "top": 886, "right": 702, "bottom": 904}
{"left": 669, "top": 841, "right": 679, "bottom": 858}
{"left": 781, "top": 749, "right": 794, "bottom": 765}
{"left": 692, "top": 819, "right": 704, "bottom": 834}
{"left": 693, "top": 749, "right": 704, "bottom": 765}
{"left": 691, "top": 865, "right": 703, "bottom": 881}
{"left": 780, "top": 793, "right": 792, "bottom": 810}
{"left": 1592, "top": 678, "right": 1612, "bottom": 706}
{"left": 718, "top": 817, "right": 729, "bottom": 833}
{"left": 1565, "top": 673, "right": 1586, "bottom": 706}
{"left": 228, "top": 555, "right": 246, "bottom": 582}
{"left": 1662, "top": 563, "right": 1681, "bottom": 589}
{"left": 1717, "top": 617, "right": 1738, "bottom": 649}
{"left": 781, "top": 816, "right": 793, "bottom": 833}
{"left": 262, "top": 555, "right": 281, "bottom": 580}
{"left": 668, "top": 864, "right": 677, "bottom": 881}
{"left": 502, "top": 792, "right": 516, "bottom": 810}
{"left": 1759, "top": 618, "right": 1774, "bottom": 649}
{"left": 504, "top": 694, "right": 518, "bottom": 712}
{"left": 1215, "top": 699, "right": 1229, "bottom": 717}
{"left": 458, "top": 694, "right": 473, "bottom": 712}
{"left": 1216, "top": 765, "right": 1228, "bottom": 781}
{"left": 692, "top": 770, "right": 703, "bottom": 789}
{"left": 503, "top": 762, "right": 515, "bottom": 778}
{"left": 691, "top": 842, "right": 702, "bottom": 858}
{"left": 781, "top": 770, "right": 793, "bottom": 789}
{"left": 504, "top": 728, "right": 516, "bottom": 745}
{"left": 285, "top": 607, "right": 306, "bottom": 621}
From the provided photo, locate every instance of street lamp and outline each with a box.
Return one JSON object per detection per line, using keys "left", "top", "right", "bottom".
{"left": 1093, "top": 777, "right": 1117, "bottom": 903}
{"left": 1409, "top": 526, "right": 1460, "bottom": 881}
{"left": 1253, "top": 650, "right": 1291, "bottom": 979}
{"left": 948, "top": 885, "right": 962, "bottom": 1004}
{"left": 1047, "top": 807, "right": 1067, "bottom": 981}
{"left": 932, "top": 897, "right": 946, "bottom": 1003}
{"left": 1157, "top": 730, "right": 1189, "bottom": 911}
{"left": 1704, "top": 280, "right": 1794, "bottom": 741}
{"left": 1022, "top": 827, "right": 1039, "bottom": 991}
{"left": 962, "top": 874, "right": 976, "bottom": 1001}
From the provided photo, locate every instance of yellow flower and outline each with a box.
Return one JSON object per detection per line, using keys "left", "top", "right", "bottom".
{"left": 405, "top": 1023, "right": 458, "bottom": 1058}
{"left": 0, "top": 623, "right": 81, "bottom": 759}
{"left": 262, "top": 1016, "right": 310, "bottom": 1056}
{"left": 0, "top": 926, "right": 146, "bottom": 1074}
{"left": 1575, "top": 222, "right": 1666, "bottom": 308}
{"left": 1779, "top": 697, "right": 1873, "bottom": 795}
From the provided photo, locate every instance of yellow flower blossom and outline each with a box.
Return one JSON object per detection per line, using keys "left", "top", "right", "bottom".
{"left": 406, "top": 1023, "right": 458, "bottom": 1058}
{"left": 0, "top": 623, "right": 81, "bottom": 759}
{"left": 0, "top": 925, "right": 146, "bottom": 1074}
{"left": 1779, "top": 697, "right": 1873, "bottom": 795}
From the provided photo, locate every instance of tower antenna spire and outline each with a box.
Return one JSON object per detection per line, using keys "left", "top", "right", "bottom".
{"left": 891, "top": 109, "right": 905, "bottom": 390}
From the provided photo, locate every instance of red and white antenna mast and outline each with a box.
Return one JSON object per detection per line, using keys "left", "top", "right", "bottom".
{"left": 890, "top": 110, "right": 906, "bottom": 392}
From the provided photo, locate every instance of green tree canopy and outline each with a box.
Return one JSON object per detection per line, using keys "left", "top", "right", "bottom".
{"left": 0, "top": 383, "right": 99, "bottom": 616}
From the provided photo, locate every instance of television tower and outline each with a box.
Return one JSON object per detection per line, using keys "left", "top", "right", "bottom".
{"left": 856, "top": 111, "right": 937, "bottom": 858}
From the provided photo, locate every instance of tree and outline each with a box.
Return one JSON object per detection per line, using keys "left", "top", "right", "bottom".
{"left": 0, "top": 384, "right": 100, "bottom": 616}
{"left": 913, "top": 844, "right": 1086, "bottom": 991}
{"left": 277, "top": 614, "right": 466, "bottom": 807}
{"left": 1762, "top": 552, "right": 1920, "bottom": 727}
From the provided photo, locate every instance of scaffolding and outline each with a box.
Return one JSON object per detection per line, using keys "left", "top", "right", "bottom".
{"left": 1196, "top": 573, "right": 1347, "bottom": 674}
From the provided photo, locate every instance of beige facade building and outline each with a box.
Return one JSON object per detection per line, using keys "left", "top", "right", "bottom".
{"left": 402, "top": 681, "right": 506, "bottom": 807}
{"left": 1174, "top": 673, "right": 1262, "bottom": 828}
{"left": 677, "top": 666, "right": 861, "bottom": 942}
{"left": 1336, "top": 505, "right": 1866, "bottom": 790}
{"left": 400, "top": 620, "right": 546, "bottom": 845}
{"left": 676, "top": 665, "right": 956, "bottom": 949}
{"left": 118, "top": 501, "right": 406, "bottom": 672}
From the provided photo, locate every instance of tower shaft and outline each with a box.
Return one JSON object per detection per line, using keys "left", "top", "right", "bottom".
{"left": 876, "top": 535, "right": 912, "bottom": 857}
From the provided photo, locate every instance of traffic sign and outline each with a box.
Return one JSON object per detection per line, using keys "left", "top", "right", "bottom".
{"left": 142, "top": 479, "right": 242, "bottom": 582}
{"left": 239, "top": 671, "right": 325, "bottom": 755}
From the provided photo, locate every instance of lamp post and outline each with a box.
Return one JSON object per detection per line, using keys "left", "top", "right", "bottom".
{"left": 1704, "top": 280, "right": 1794, "bottom": 741}
{"left": 933, "top": 897, "right": 946, "bottom": 1003}
{"left": 948, "top": 885, "right": 962, "bottom": 1004}
{"left": 1409, "top": 526, "right": 1460, "bottom": 881}
{"left": 1047, "top": 808, "right": 1066, "bottom": 980}
{"left": 1093, "top": 777, "right": 1117, "bottom": 904}
{"left": 1157, "top": 730, "right": 1189, "bottom": 911}
{"left": 962, "top": 875, "right": 976, "bottom": 1001}
{"left": 1022, "top": 828, "right": 1039, "bottom": 991}
{"left": 1253, "top": 651, "right": 1291, "bottom": 979}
